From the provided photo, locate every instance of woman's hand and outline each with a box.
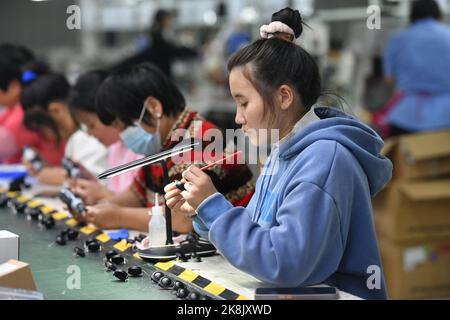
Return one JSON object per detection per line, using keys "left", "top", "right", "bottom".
{"left": 164, "top": 181, "right": 196, "bottom": 217}
{"left": 178, "top": 165, "right": 218, "bottom": 210}
{"left": 71, "top": 179, "right": 113, "bottom": 205}
{"left": 85, "top": 202, "right": 122, "bottom": 229}
{"left": 37, "top": 167, "right": 67, "bottom": 185}
{"left": 71, "top": 208, "right": 88, "bottom": 224}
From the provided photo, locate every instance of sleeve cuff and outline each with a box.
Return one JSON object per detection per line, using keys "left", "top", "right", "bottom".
{"left": 196, "top": 192, "right": 233, "bottom": 229}
{"left": 192, "top": 217, "right": 209, "bottom": 239}
{"left": 196, "top": 192, "right": 220, "bottom": 212}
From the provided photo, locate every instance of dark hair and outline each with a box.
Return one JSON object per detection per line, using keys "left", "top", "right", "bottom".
{"left": 23, "top": 108, "right": 60, "bottom": 143}
{"left": 227, "top": 8, "right": 321, "bottom": 119}
{"left": 0, "top": 44, "right": 35, "bottom": 91}
{"left": 154, "top": 9, "right": 171, "bottom": 24}
{"left": 152, "top": 9, "right": 172, "bottom": 29}
{"left": 68, "top": 70, "right": 109, "bottom": 114}
{"left": 272, "top": 7, "right": 303, "bottom": 38}
{"left": 410, "top": 0, "right": 442, "bottom": 23}
{"left": 96, "top": 63, "right": 186, "bottom": 126}
{"left": 21, "top": 72, "right": 69, "bottom": 111}
{"left": 20, "top": 60, "right": 50, "bottom": 85}
{"left": 21, "top": 71, "right": 70, "bottom": 143}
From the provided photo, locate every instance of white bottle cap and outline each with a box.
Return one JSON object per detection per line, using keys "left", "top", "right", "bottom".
{"left": 151, "top": 193, "right": 163, "bottom": 216}
{"left": 23, "top": 147, "right": 35, "bottom": 162}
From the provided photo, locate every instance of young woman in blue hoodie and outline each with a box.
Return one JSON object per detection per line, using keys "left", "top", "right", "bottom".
{"left": 164, "top": 8, "right": 392, "bottom": 300}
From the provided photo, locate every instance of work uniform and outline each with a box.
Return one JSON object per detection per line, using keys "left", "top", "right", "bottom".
{"left": 383, "top": 18, "right": 450, "bottom": 131}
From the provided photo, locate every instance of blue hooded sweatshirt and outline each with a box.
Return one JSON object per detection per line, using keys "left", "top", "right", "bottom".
{"left": 193, "top": 107, "right": 392, "bottom": 300}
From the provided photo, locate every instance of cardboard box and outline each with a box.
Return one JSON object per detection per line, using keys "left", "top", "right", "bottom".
{"left": 374, "top": 130, "right": 450, "bottom": 298}
{"left": 382, "top": 130, "right": 450, "bottom": 181}
{"left": 0, "top": 230, "right": 19, "bottom": 264}
{"left": 0, "top": 286, "right": 43, "bottom": 300}
{"left": 379, "top": 236, "right": 450, "bottom": 299}
{"left": 373, "top": 179, "right": 450, "bottom": 241}
{"left": 0, "top": 259, "right": 37, "bottom": 291}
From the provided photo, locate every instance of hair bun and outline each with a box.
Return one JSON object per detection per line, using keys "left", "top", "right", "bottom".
{"left": 271, "top": 7, "right": 303, "bottom": 39}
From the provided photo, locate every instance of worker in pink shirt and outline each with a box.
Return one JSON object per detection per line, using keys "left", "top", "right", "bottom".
{"left": 0, "top": 44, "right": 64, "bottom": 165}
{"left": 68, "top": 70, "right": 141, "bottom": 203}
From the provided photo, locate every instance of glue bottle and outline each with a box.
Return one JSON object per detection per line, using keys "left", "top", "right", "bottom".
{"left": 148, "top": 194, "right": 166, "bottom": 246}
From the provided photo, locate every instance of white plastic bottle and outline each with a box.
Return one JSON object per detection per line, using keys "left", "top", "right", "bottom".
{"left": 148, "top": 194, "right": 167, "bottom": 246}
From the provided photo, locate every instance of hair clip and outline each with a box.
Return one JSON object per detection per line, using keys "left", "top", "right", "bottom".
{"left": 22, "top": 70, "right": 38, "bottom": 84}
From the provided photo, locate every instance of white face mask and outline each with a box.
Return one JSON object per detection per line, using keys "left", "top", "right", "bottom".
{"left": 119, "top": 103, "right": 162, "bottom": 156}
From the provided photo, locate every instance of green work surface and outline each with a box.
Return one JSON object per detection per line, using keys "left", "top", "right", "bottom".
{"left": 1, "top": 208, "right": 175, "bottom": 300}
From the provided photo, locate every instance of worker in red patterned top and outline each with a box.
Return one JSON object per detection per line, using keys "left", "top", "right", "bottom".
{"left": 0, "top": 44, "right": 64, "bottom": 165}
{"left": 82, "top": 63, "right": 254, "bottom": 234}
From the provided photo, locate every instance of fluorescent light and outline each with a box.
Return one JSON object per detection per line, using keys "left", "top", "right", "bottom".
{"left": 240, "top": 7, "right": 258, "bottom": 24}
{"left": 203, "top": 10, "right": 217, "bottom": 26}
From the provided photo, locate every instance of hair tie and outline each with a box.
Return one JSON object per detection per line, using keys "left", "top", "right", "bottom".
{"left": 22, "top": 70, "right": 38, "bottom": 84}
{"left": 260, "top": 21, "right": 295, "bottom": 40}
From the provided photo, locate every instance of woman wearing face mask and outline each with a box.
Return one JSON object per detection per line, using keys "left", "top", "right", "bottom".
{"left": 84, "top": 62, "right": 255, "bottom": 233}
{"left": 114, "top": 99, "right": 162, "bottom": 157}
{"left": 67, "top": 70, "right": 141, "bottom": 204}
{"left": 21, "top": 66, "right": 108, "bottom": 185}
{"left": 165, "top": 8, "right": 392, "bottom": 299}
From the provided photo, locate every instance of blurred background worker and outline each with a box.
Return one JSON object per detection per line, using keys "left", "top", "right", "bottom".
{"left": 21, "top": 66, "right": 108, "bottom": 185}
{"left": 1, "top": 0, "right": 450, "bottom": 301}
{"left": 378, "top": 0, "right": 450, "bottom": 136}
{"left": 0, "top": 44, "right": 63, "bottom": 165}
{"left": 67, "top": 70, "right": 141, "bottom": 203}
{"left": 114, "top": 9, "right": 198, "bottom": 79}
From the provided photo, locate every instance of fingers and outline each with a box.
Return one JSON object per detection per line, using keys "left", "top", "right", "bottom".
{"left": 182, "top": 165, "right": 210, "bottom": 185}
{"left": 181, "top": 165, "right": 202, "bottom": 181}
{"left": 75, "top": 179, "right": 91, "bottom": 188}
{"left": 164, "top": 184, "right": 186, "bottom": 211}
{"left": 182, "top": 170, "right": 197, "bottom": 183}
{"left": 165, "top": 187, "right": 182, "bottom": 200}
{"left": 71, "top": 179, "right": 92, "bottom": 198}
{"left": 185, "top": 181, "right": 197, "bottom": 192}
{"left": 166, "top": 195, "right": 184, "bottom": 210}
{"left": 180, "top": 190, "right": 191, "bottom": 200}
{"left": 85, "top": 206, "right": 95, "bottom": 214}
{"left": 85, "top": 206, "right": 97, "bottom": 223}
{"left": 94, "top": 203, "right": 111, "bottom": 210}
{"left": 164, "top": 182, "right": 177, "bottom": 193}
{"left": 72, "top": 185, "right": 87, "bottom": 197}
{"left": 68, "top": 179, "right": 77, "bottom": 189}
{"left": 187, "top": 165, "right": 203, "bottom": 176}
{"left": 165, "top": 167, "right": 209, "bottom": 211}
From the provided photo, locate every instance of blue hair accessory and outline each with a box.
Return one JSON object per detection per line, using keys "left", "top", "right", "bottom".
{"left": 22, "top": 70, "right": 38, "bottom": 84}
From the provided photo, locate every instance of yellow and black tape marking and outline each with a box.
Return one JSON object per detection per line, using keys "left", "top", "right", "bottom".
{"left": 96, "top": 232, "right": 111, "bottom": 244}
{"left": 80, "top": 224, "right": 98, "bottom": 235}
{"left": 155, "top": 261, "right": 249, "bottom": 300}
{"left": 2, "top": 190, "right": 246, "bottom": 300}
{"left": 52, "top": 211, "right": 69, "bottom": 221}
{"left": 16, "top": 194, "right": 30, "bottom": 203}
{"left": 5, "top": 191, "right": 20, "bottom": 199}
{"left": 114, "top": 239, "right": 133, "bottom": 252}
